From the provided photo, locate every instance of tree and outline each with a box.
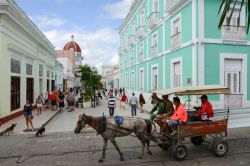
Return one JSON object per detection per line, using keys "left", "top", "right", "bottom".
{"left": 78, "top": 65, "right": 102, "bottom": 100}
{"left": 218, "top": 0, "right": 250, "bottom": 33}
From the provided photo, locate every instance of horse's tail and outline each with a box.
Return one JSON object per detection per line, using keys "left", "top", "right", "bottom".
{"left": 145, "top": 119, "right": 152, "bottom": 134}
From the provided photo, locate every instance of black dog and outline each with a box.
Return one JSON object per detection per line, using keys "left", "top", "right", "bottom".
{"left": 36, "top": 124, "right": 45, "bottom": 137}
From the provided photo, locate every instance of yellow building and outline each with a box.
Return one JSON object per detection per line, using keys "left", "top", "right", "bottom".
{"left": 0, "top": 0, "right": 59, "bottom": 121}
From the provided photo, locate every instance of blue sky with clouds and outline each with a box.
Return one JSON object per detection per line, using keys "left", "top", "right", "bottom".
{"left": 15, "top": 0, "right": 133, "bottom": 71}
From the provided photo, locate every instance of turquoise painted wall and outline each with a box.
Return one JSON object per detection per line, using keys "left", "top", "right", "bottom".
{"left": 148, "top": 56, "right": 164, "bottom": 91}
{"left": 204, "top": 44, "right": 250, "bottom": 100}
{"left": 181, "top": 2, "right": 192, "bottom": 43}
{"left": 204, "top": 0, "right": 250, "bottom": 40}
{"left": 204, "top": 0, "right": 221, "bottom": 39}
{"left": 164, "top": 2, "right": 192, "bottom": 50}
{"left": 165, "top": 46, "right": 193, "bottom": 88}
{"left": 165, "top": 20, "right": 171, "bottom": 50}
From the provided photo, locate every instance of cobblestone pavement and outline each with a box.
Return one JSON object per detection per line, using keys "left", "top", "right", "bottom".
{"left": 1, "top": 98, "right": 250, "bottom": 165}
{"left": 0, "top": 130, "right": 250, "bottom": 166}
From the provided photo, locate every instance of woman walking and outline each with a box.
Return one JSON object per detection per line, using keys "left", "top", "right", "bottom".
{"left": 120, "top": 93, "right": 128, "bottom": 110}
{"left": 36, "top": 95, "right": 43, "bottom": 115}
{"left": 139, "top": 94, "right": 146, "bottom": 113}
{"left": 23, "top": 100, "right": 35, "bottom": 131}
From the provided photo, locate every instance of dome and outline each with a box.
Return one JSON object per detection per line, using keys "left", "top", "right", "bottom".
{"left": 63, "top": 35, "right": 81, "bottom": 53}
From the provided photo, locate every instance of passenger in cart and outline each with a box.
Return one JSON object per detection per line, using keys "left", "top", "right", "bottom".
{"left": 193, "top": 95, "right": 214, "bottom": 121}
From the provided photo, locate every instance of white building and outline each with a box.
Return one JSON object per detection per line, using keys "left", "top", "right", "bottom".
{"left": 55, "top": 60, "right": 64, "bottom": 91}
{"left": 102, "top": 65, "right": 119, "bottom": 90}
{"left": 0, "top": 0, "right": 58, "bottom": 121}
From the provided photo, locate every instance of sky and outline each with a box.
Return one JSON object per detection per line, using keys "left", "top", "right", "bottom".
{"left": 15, "top": 0, "right": 133, "bottom": 72}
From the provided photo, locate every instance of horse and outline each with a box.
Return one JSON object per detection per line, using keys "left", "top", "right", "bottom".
{"left": 74, "top": 113, "right": 152, "bottom": 162}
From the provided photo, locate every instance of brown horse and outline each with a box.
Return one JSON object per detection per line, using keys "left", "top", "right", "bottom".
{"left": 74, "top": 113, "right": 152, "bottom": 162}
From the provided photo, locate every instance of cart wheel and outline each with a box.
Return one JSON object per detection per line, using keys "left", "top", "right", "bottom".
{"left": 173, "top": 144, "right": 188, "bottom": 161}
{"left": 190, "top": 136, "right": 204, "bottom": 146}
{"left": 213, "top": 140, "right": 228, "bottom": 157}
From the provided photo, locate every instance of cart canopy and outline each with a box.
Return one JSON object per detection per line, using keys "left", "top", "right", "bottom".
{"left": 151, "top": 85, "right": 230, "bottom": 96}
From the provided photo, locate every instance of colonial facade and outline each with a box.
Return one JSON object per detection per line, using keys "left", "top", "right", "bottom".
{"left": 119, "top": 0, "right": 250, "bottom": 109}
{"left": 57, "top": 35, "right": 83, "bottom": 90}
{"left": 0, "top": 0, "right": 62, "bottom": 120}
{"left": 55, "top": 60, "right": 64, "bottom": 91}
{"left": 101, "top": 65, "right": 119, "bottom": 90}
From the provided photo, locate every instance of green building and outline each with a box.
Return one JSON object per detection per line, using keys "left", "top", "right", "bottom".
{"left": 119, "top": 0, "right": 250, "bottom": 110}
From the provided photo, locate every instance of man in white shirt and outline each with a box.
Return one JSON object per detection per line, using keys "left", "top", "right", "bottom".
{"left": 108, "top": 93, "right": 116, "bottom": 116}
{"left": 129, "top": 93, "right": 138, "bottom": 116}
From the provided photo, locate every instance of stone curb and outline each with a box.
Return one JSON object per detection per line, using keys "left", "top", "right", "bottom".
{"left": 43, "top": 110, "right": 62, "bottom": 127}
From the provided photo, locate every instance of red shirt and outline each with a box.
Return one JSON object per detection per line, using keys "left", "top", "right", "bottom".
{"left": 121, "top": 95, "right": 127, "bottom": 102}
{"left": 197, "top": 101, "right": 214, "bottom": 120}
{"left": 171, "top": 104, "right": 188, "bottom": 123}
{"left": 50, "top": 93, "right": 58, "bottom": 100}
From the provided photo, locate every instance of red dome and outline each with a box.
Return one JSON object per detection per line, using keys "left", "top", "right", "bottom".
{"left": 63, "top": 35, "right": 81, "bottom": 52}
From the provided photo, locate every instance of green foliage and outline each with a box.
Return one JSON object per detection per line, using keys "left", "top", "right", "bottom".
{"left": 77, "top": 65, "right": 102, "bottom": 100}
{"left": 218, "top": 0, "right": 249, "bottom": 33}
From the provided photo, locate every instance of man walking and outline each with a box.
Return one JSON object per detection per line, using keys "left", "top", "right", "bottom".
{"left": 108, "top": 93, "right": 116, "bottom": 116}
{"left": 119, "top": 88, "right": 122, "bottom": 97}
{"left": 129, "top": 93, "right": 138, "bottom": 116}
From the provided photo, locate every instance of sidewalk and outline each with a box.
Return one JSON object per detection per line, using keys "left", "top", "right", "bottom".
{"left": 0, "top": 109, "right": 60, "bottom": 135}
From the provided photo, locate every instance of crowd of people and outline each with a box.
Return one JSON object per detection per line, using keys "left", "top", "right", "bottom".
{"left": 23, "top": 87, "right": 82, "bottom": 130}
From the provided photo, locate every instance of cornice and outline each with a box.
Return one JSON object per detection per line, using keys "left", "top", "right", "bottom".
{"left": 0, "top": 0, "right": 56, "bottom": 56}
{"left": 119, "top": 0, "right": 144, "bottom": 33}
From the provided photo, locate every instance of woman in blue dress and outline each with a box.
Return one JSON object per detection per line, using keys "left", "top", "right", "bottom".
{"left": 23, "top": 100, "right": 35, "bottom": 130}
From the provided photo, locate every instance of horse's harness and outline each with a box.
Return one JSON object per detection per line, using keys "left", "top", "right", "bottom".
{"left": 96, "top": 116, "right": 106, "bottom": 134}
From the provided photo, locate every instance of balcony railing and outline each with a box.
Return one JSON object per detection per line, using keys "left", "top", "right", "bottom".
{"left": 139, "top": 52, "right": 144, "bottom": 62}
{"left": 170, "top": 32, "right": 181, "bottom": 49}
{"left": 128, "top": 35, "right": 135, "bottom": 46}
{"left": 221, "top": 25, "right": 246, "bottom": 41}
{"left": 151, "top": 44, "right": 158, "bottom": 57}
{"left": 148, "top": 12, "right": 159, "bottom": 29}
{"left": 136, "top": 26, "right": 145, "bottom": 39}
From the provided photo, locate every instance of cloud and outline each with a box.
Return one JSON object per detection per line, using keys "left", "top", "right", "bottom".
{"left": 103, "top": 0, "right": 134, "bottom": 19}
{"left": 43, "top": 27, "right": 119, "bottom": 73}
{"left": 30, "top": 15, "right": 67, "bottom": 29}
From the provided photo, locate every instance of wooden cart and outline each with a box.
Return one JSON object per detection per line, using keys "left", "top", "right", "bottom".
{"left": 150, "top": 85, "right": 231, "bottom": 161}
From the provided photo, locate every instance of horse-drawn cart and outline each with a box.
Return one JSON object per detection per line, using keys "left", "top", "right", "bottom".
{"left": 150, "top": 85, "right": 231, "bottom": 161}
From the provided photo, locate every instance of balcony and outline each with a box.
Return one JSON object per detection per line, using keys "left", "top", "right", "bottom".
{"left": 151, "top": 44, "right": 158, "bottom": 57}
{"left": 170, "top": 32, "right": 181, "bottom": 49}
{"left": 148, "top": 12, "right": 159, "bottom": 29}
{"left": 136, "top": 26, "right": 145, "bottom": 39}
{"left": 165, "top": 0, "right": 188, "bottom": 14}
{"left": 221, "top": 25, "right": 246, "bottom": 41}
{"left": 139, "top": 52, "right": 144, "bottom": 63}
{"left": 128, "top": 35, "right": 136, "bottom": 46}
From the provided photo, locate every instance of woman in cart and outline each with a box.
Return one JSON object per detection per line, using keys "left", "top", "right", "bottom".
{"left": 161, "top": 97, "right": 188, "bottom": 136}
